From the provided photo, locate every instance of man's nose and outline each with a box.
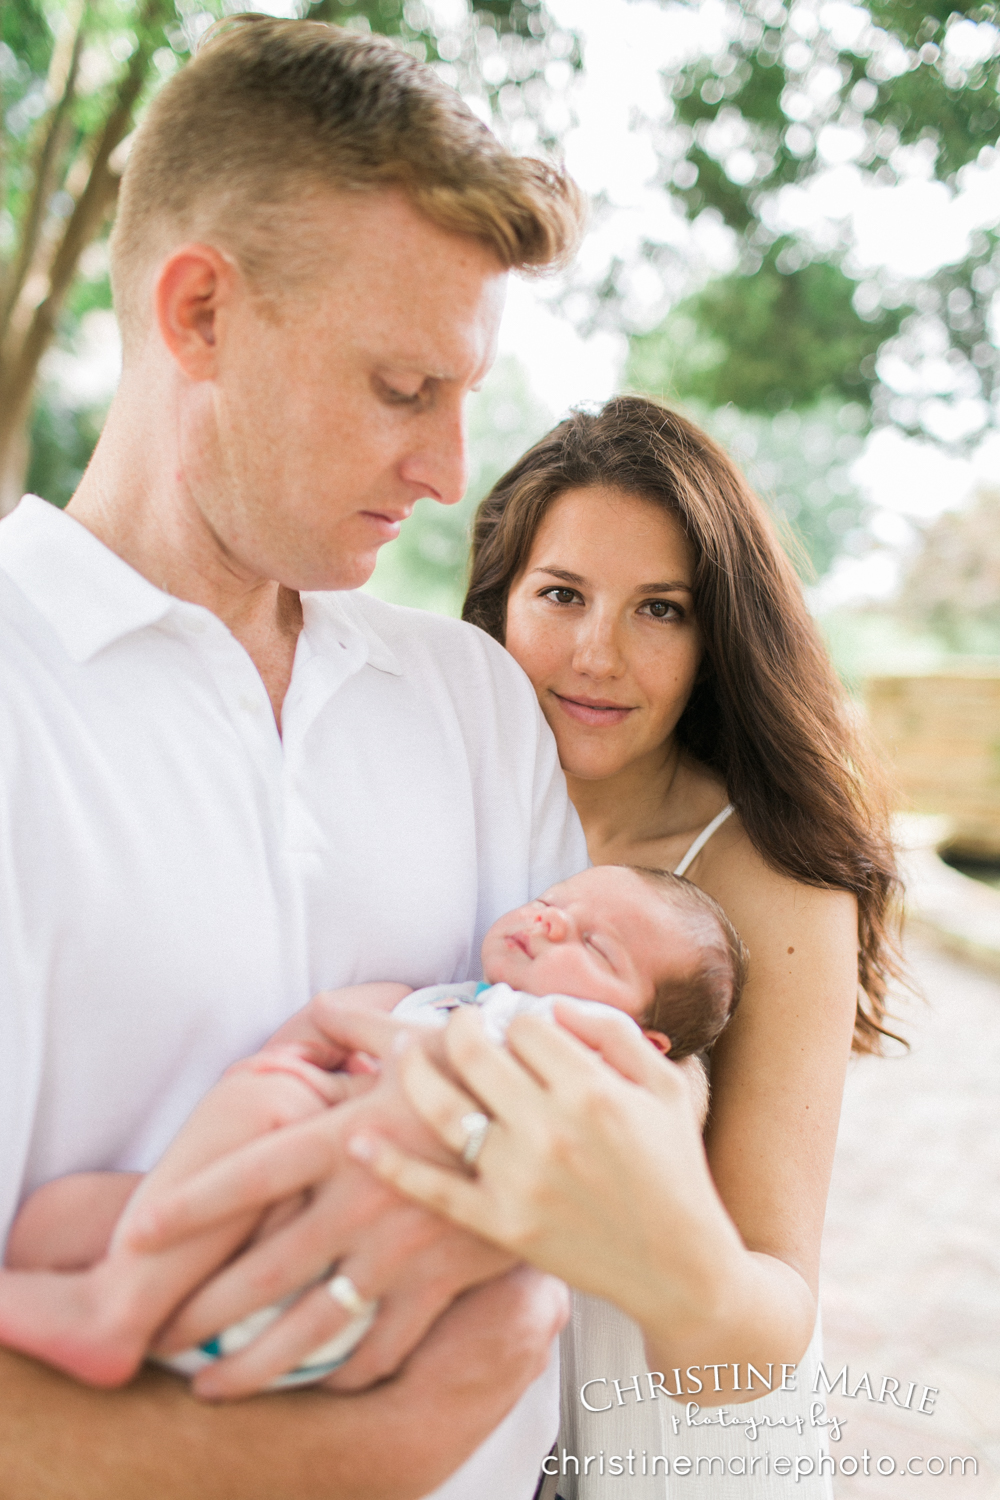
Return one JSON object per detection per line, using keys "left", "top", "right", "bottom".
{"left": 398, "top": 401, "right": 468, "bottom": 508}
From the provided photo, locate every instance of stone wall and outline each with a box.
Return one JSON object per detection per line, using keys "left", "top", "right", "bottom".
{"left": 865, "top": 664, "right": 1000, "bottom": 860}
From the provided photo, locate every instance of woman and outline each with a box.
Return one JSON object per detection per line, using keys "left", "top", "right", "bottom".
{"left": 355, "top": 395, "right": 901, "bottom": 1494}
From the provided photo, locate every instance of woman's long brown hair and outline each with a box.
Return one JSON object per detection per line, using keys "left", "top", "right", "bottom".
{"left": 464, "top": 395, "right": 902, "bottom": 1053}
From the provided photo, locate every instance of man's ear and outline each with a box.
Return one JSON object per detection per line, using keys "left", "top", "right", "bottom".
{"left": 155, "top": 243, "right": 237, "bottom": 381}
{"left": 642, "top": 1029, "right": 672, "bottom": 1056}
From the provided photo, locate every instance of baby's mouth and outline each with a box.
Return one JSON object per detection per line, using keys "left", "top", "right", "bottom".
{"left": 505, "top": 932, "right": 532, "bottom": 957}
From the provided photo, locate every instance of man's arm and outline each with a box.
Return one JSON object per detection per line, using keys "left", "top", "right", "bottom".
{"left": 0, "top": 1265, "right": 567, "bottom": 1500}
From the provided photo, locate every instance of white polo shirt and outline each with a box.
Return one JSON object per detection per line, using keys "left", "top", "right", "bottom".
{"left": 0, "top": 495, "right": 586, "bottom": 1496}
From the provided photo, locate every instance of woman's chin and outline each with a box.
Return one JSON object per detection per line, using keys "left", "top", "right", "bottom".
{"left": 560, "top": 752, "right": 634, "bottom": 785}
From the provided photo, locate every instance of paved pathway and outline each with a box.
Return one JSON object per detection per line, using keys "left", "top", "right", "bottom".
{"left": 821, "top": 939, "right": 1000, "bottom": 1499}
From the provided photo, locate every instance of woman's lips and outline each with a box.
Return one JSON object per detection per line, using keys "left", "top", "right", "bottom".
{"left": 552, "top": 693, "right": 635, "bottom": 728}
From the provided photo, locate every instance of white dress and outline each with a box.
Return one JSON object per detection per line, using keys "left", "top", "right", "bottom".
{"left": 549, "top": 806, "right": 834, "bottom": 1500}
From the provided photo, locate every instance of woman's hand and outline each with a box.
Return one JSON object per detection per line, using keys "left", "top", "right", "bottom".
{"left": 347, "top": 1000, "right": 746, "bottom": 1340}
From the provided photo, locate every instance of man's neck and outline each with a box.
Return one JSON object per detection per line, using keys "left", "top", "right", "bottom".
{"left": 66, "top": 388, "right": 302, "bottom": 730}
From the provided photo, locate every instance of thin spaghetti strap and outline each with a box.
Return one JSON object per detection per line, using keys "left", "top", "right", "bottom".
{"left": 673, "top": 803, "right": 734, "bottom": 877}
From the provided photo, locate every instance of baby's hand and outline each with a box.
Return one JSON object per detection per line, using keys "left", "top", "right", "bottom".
{"left": 265, "top": 983, "right": 413, "bottom": 1071}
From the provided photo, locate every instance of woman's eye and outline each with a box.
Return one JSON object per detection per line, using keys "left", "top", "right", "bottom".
{"left": 641, "top": 599, "right": 683, "bottom": 620}
{"left": 540, "top": 587, "right": 581, "bottom": 606}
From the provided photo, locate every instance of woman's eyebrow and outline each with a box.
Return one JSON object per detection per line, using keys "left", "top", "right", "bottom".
{"left": 530, "top": 566, "right": 587, "bottom": 584}
{"left": 530, "top": 566, "right": 692, "bottom": 593}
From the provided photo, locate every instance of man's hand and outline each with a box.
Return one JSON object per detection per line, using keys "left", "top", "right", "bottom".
{"left": 131, "top": 1007, "right": 518, "bottom": 1399}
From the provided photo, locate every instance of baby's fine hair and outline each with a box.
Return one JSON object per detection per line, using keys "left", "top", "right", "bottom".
{"left": 630, "top": 867, "right": 747, "bottom": 1059}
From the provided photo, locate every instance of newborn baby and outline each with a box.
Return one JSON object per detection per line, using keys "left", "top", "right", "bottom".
{"left": 0, "top": 866, "right": 744, "bottom": 1395}
{"left": 398, "top": 862, "right": 743, "bottom": 1061}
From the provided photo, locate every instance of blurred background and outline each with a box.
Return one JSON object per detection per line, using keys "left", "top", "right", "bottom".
{"left": 1, "top": 0, "right": 998, "bottom": 1490}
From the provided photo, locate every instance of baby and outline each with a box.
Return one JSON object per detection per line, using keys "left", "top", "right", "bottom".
{"left": 0, "top": 865, "right": 744, "bottom": 1395}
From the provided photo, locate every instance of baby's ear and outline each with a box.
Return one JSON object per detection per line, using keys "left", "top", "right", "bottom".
{"left": 642, "top": 1029, "right": 672, "bottom": 1056}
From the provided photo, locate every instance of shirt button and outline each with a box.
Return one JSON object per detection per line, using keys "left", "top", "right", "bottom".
{"left": 239, "top": 694, "right": 261, "bottom": 714}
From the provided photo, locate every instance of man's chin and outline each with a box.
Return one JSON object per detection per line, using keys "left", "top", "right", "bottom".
{"left": 292, "top": 549, "right": 381, "bottom": 594}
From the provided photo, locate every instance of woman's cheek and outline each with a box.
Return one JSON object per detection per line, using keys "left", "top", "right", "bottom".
{"left": 507, "top": 633, "right": 562, "bottom": 693}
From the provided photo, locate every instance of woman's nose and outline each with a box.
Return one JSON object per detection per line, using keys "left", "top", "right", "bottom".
{"left": 571, "top": 614, "right": 625, "bottom": 679}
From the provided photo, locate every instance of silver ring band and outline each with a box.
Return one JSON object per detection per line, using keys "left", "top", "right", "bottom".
{"left": 459, "top": 1110, "right": 491, "bottom": 1167}
{"left": 327, "top": 1272, "right": 376, "bottom": 1319}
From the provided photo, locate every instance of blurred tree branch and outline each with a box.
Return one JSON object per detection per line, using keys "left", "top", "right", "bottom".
{"left": 0, "top": 0, "right": 175, "bottom": 510}
{"left": 633, "top": 0, "right": 1000, "bottom": 438}
{"left": 1, "top": 0, "right": 576, "bottom": 513}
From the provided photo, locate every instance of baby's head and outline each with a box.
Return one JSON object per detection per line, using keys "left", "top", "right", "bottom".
{"left": 480, "top": 865, "right": 746, "bottom": 1059}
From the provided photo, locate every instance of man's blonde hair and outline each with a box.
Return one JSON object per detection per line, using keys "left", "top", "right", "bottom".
{"left": 110, "top": 13, "right": 585, "bottom": 347}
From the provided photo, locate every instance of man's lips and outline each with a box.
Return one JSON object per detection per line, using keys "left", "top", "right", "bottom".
{"left": 551, "top": 693, "right": 635, "bottom": 728}
{"left": 360, "top": 509, "right": 412, "bottom": 539}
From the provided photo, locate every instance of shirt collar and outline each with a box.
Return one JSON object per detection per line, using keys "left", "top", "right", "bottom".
{"left": 0, "top": 496, "right": 174, "bottom": 662}
{"left": 300, "top": 591, "right": 402, "bottom": 677}
{"left": 0, "top": 495, "right": 404, "bottom": 676}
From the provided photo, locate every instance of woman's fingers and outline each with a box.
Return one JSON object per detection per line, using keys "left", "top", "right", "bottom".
{"left": 394, "top": 1042, "right": 502, "bottom": 1160}
{"left": 438, "top": 1008, "right": 549, "bottom": 1121}
{"left": 549, "top": 1003, "right": 708, "bottom": 1122}
{"left": 517, "top": 1000, "right": 685, "bottom": 1102}
{"left": 349, "top": 1134, "right": 493, "bottom": 1240}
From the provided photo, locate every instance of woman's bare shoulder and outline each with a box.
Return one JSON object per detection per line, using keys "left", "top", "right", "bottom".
{"left": 698, "top": 816, "right": 858, "bottom": 1280}
{"left": 694, "top": 813, "right": 856, "bottom": 947}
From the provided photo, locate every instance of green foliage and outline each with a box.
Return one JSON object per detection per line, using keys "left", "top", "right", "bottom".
{"left": 667, "top": 0, "right": 1000, "bottom": 232}
{"left": 25, "top": 387, "right": 103, "bottom": 508}
{"left": 630, "top": 243, "right": 904, "bottom": 413}
{"left": 309, "top": 0, "right": 553, "bottom": 38}
{"left": 641, "top": 396, "right": 868, "bottom": 582}
{"left": 617, "top": 0, "right": 1000, "bottom": 586}
{"left": 304, "top": 0, "right": 579, "bottom": 148}
{"left": 651, "top": 0, "right": 1000, "bottom": 455}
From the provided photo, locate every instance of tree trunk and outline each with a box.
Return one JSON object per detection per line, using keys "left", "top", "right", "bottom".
{"left": 0, "top": 419, "right": 31, "bottom": 519}
{"left": 0, "top": 0, "right": 172, "bottom": 515}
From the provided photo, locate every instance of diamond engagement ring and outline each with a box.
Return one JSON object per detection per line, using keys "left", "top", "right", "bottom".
{"left": 327, "top": 1272, "right": 377, "bottom": 1320}
{"left": 459, "top": 1110, "right": 491, "bottom": 1167}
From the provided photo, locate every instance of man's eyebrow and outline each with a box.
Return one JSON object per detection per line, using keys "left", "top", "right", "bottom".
{"left": 530, "top": 566, "right": 692, "bottom": 593}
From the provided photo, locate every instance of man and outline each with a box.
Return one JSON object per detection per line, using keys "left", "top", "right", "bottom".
{"left": 0, "top": 16, "right": 586, "bottom": 1497}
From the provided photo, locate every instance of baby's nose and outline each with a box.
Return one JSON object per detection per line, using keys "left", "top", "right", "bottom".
{"left": 539, "top": 906, "right": 569, "bottom": 941}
